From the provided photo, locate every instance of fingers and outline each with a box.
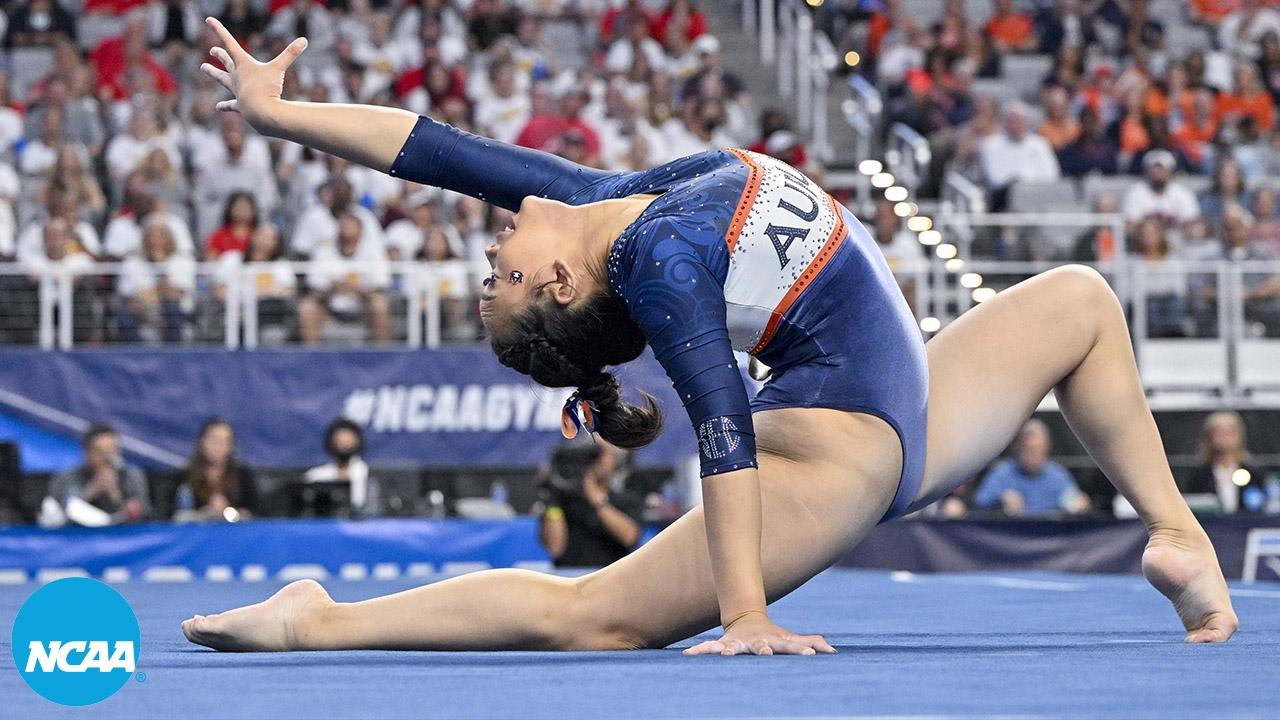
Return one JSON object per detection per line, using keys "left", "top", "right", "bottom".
{"left": 216, "top": 99, "right": 241, "bottom": 114}
{"left": 206, "top": 17, "right": 249, "bottom": 63}
{"left": 799, "top": 633, "right": 838, "bottom": 654}
{"left": 201, "top": 62, "right": 232, "bottom": 91}
{"left": 209, "top": 45, "right": 236, "bottom": 72}
{"left": 682, "top": 640, "right": 724, "bottom": 656}
{"left": 269, "top": 37, "right": 309, "bottom": 70}
{"left": 683, "top": 635, "right": 833, "bottom": 656}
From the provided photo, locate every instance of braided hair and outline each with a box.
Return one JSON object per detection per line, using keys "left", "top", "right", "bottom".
{"left": 490, "top": 289, "right": 663, "bottom": 448}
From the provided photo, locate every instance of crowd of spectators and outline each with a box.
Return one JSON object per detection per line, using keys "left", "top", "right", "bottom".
{"left": 0, "top": 0, "right": 799, "bottom": 346}
{"left": 835, "top": 0, "right": 1280, "bottom": 336}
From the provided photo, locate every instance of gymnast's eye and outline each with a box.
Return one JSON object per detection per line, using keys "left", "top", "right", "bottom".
{"left": 509, "top": 270, "right": 524, "bottom": 285}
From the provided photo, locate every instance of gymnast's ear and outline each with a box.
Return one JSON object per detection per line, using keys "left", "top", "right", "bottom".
{"left": 548, "top": 260, "right": 578, "bottom": 307}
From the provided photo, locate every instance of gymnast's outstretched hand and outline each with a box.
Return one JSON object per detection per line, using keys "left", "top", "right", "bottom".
{"left": 200, "top": 17, "right": 306, "bottom": 130}
{"left": 200, "top": 16, "right": 416, "bottom": 172}
{"left": 682, "top": 611, "right": 836, "bottom": 657}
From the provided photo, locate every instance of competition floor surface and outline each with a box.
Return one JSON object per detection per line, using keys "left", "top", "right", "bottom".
{"left": 2, "top": 568, "right": 1277, "bottom": 719}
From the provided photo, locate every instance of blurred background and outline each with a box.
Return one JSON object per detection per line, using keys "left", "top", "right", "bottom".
{"left": 0, "top": 0, "right": 1277, "bottom": 584}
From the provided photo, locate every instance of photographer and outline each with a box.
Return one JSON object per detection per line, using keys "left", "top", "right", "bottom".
{"left": 538, "top": 442, "right": 645, "bottom": 568}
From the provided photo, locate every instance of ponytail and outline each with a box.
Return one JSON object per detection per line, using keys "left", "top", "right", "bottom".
{"left": 491, "top": 291, "right": 663, "bottom": 448}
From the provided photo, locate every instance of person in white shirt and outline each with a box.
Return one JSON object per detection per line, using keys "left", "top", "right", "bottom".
{"left": 194, "top": 120, "right": 280, "bottom": 240}
{"left": 979, "top": 102, "right": 1061, "bottom": 196}
{"left": 104, "top": 105, "right": 183, "bottom": 183}
{"left": 658, "top": 95, "right": 733, "bottom": 163}
{"left": 1122, "top": 150, "right": 1200, "bottom": 232}
{"left": 299, "top": 212, "right": 392, "bottom": 344}
{"left": 289, "top": 176, "right": 386, "bottom": 259}
{"left": 604, "top": 12, "right": 667, "bottom": 75}
{"left": 473, "top": 60, "right": 532, "bottom": 145}
{"left": 117, "top": 218, "right": 196, "bottom": 343}
{"left": 1218, "top": 1, "right": 1280, "bottom": 58}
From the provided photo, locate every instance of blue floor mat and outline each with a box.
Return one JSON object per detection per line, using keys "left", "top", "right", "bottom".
{"left": 2, "top": 569, "right": 1276, "bottom": 719}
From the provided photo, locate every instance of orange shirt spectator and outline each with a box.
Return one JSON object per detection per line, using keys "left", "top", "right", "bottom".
{"left": 1190, "top": 0, "right": 1242, "bottom": 24}
{"left": 1119, "top": 114, "right": 1152, "bottom": 156}
{"left": 1039, "top": 117, "right": 1081, "bottom": 151}
{"left": 1214, "top": 90, "right": 1276, "bottom": 132}
{"left": 985, "top": 0, "right": 1036, "bottom": 52}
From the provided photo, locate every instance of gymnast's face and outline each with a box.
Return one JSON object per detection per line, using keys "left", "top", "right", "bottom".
{"left": 479, "top": 197, "right": 582, "bottom": 334}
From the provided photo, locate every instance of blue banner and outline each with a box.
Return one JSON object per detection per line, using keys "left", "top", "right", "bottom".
{"left": 0, "top": 348, "right": 698, "bottom": 470}
{"left": 0, "top": 518, "right": 549, "bottom": 582}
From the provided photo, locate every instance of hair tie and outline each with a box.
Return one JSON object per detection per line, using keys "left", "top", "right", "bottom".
{"left": 560, "top": 392, "right": 599, "bottom": 440}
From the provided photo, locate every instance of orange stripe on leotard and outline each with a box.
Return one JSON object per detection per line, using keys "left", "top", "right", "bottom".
{"left": 724, "top": 148, "right": 763, "bottom": 254}
{"left": 749, "top": 196, "right": 848, "bottom": 355}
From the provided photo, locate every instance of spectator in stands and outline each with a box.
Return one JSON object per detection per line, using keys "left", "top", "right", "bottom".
{"left": 1221, "top": 206, "right": 1280, "bottom": 335}
{"left": 141, "top": 147, "right": 191, "bottom": 227}
{"left": 473, "top": 59, "right": 530, "bottom": 145}
{"left": 1183, "top": 411, "right": 1273, "bottom": 514}
{"left": 654, "top": 0, "right": 708, "bottom": 53}
{"left": 304, "top": 417, "right": 375, "bottom": 516}
{"left": 870, "top": 198, "right": 924, "bottom": 311}
{"left": 1039, "top": 85, "right": 1080, "bottom": 152}
{"left": 1060, "top": 106, "right": 1119, "bottom": 176}
{"left": 116, "top": 217, "right": 194, "bottom": 342}
{"left": 1174, "top": 88, "right": 1221, "bottom": 173}
{"left": 1249, "top": 186, "right": 1280, "bottom": 254}
{"left": 539, "top": 442, "right": 644, "bottom": 568}
{"left": 177, "top": 417, "right": 258, "bottom": 522}
{"left": 1122, "top": 149, "right": 1200, "bottom": 231}
{"left": 1034, "top": 0, "right": 1100, "bottom": 56}
{"left": 22, "top": 72, "right": 107, "bottom": 159}
{"left": 1201, "top": 157, "right": 1249, "bottom": 228}
{"left": 290, "top": 176, "right": 385, "bottom": 259}
{"left": 1072, "top": 193, "right": 1122, "bottom": 261}
{"left": 979, "top": 102, "right": 1061, "bottom": 209}
{"left": 193, "top": 117, "right": 278, "bottom": 239}
{"left": 105, "top": 103, "right": 181, "bottom": 183}
{"left": 1131, "top": 216, "right": 1189, "bottom": 337}
{"left": 205, "top": 191, "right": 257, "bottom": 259}
{"left": 266, "top": 0, "right": 336, "bottom": 62}
{"left": 972, "top": 419, "right": 1090, "bottom": 517}
{"left": 41, "top": 146, "right": 107, "bottom": 227}
{"left": 1218, "top": 0, "right": 1280, "bottom": 57}
{"left": 1230, "top": 117, "right": 1276, "bottom": 183}
{"left": 5, "top": 0, "right": 77, "bottom": 48}
{"left": 984, "top": 0, "right": 1037, "bottom": 54}
{"left": 298, "top": 212, "right": 392, "bottom": 345}
{"left": 39, "top": 424, "right": 151, "bottom": 528}
{"left": 214, "top": 223, "right": 297, "bottom": 338}
{"left": 1217, "top": 63, "right": 1275, "bottom": 135}
{"left": 102, "top": 171, "right": 194, "bottom": 258}
{"left": 6, "top": 217, "right": 96, "bottom": 344}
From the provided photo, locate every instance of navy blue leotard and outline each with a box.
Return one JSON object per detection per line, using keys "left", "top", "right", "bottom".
{"left": 390, "top": 116, "right": 928, "bottom": 520}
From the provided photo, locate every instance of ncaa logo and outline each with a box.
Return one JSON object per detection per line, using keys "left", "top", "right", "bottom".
{"left": 10, "top": 577, "right": 141, "bottom": 706}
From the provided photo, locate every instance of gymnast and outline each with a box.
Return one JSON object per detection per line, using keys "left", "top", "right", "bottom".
{"left": 183, "top": 18, "right": 1238, "bottom": 656}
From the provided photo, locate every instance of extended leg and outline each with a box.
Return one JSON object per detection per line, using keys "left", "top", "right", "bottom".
{"left": 919, "top": 265, "right": 1238, "bottom": 642}
{"left": 183, "top": 410, "right": 904, "bottom": 651}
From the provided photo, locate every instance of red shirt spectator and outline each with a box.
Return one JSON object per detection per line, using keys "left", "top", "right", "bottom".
{"left": 90, "top": 29, "right": 179, "bottom": 102}
{"left": 83, "top": 0, "right": 147, "bottom": 14}
{"left": 205, "top": 193, "right": 259, "bottom": 259}
{"left": 652, "top": 1, "right": 708, "bottom": 49}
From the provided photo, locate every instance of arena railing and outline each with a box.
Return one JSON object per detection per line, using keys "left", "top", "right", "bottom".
{"left": 0, "top": 259, "right": 489, "bottom": 351}
{"left": 746, "top": 0, "right": 838, "bottom": 163}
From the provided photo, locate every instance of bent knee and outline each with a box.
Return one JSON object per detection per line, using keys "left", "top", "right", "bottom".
{"left": 558, "top": 573, "right": 649, "bottom": 651}
{"left": 1045, "top": 264, "right": 1123, "bottom": 316}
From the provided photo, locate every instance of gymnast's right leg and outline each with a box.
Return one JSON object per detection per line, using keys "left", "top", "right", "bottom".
{"left": 918, "top": 265, "right": 1238, "bottom": 642}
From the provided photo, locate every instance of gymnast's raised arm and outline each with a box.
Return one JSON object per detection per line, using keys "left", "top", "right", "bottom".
{"left": 200, "top": 17, "right": 615, "bottom": 212}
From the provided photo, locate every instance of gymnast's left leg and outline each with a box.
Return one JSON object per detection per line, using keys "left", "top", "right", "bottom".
{"left": 182, "top": 408, "right": 905, "bottom": 652}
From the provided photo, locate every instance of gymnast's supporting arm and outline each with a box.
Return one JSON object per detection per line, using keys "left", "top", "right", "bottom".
{"left": 200, "top": 16, "right": 615, "bottom": 212}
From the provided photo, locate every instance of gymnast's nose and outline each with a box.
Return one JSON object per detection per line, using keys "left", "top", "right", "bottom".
{"left": 485, "top": 242, "right": 498, "bottom": 265}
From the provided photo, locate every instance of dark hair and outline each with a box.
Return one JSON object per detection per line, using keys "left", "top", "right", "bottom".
{"left": 83, "top": 423, "right": 116, "bottom": 448}
{"left": 221, "top": 191, "right": 259, "bottom": 229}
{"left": 489, "top": 291, "right": 663, "bottom": 449}
{"left": 186, "top": 417, "right": 245, "bottom": 507}
{"left": 324, "top": 418, "right": 366, "bottom": 457}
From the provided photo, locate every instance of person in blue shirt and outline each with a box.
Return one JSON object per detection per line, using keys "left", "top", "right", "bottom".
{"left": 972, "top": 419, "right": 1091, "bottom": 517}
{"left": 182, "top": 19, "right": 1237, "bottom": 655}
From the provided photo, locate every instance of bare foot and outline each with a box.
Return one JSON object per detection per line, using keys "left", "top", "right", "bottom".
{"left": 1142, "top": 529, "right": 1239, "bottom": 643}
{"left": 182, "top": 579, "right": 333, "bottom": 652}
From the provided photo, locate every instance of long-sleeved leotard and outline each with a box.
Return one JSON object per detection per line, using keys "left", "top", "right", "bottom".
{"left": 389, "top": 115, "right": 929, "bottom": 519}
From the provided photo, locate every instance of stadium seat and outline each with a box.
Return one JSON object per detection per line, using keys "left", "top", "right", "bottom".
{"left": 7, "top": 47, "right": 55, "bottom": 101}
{"left": 1008, "top": 179, "right": 1085, "bottom": 213}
